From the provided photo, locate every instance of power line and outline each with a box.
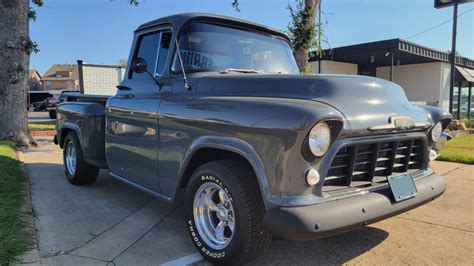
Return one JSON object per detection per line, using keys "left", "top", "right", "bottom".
{"left": 406, "top": 7, "right": 474, "bottom": 40}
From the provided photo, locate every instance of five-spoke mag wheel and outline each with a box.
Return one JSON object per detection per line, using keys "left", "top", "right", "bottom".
{"left": 193, "top": 182, "right": 235, "bottom": 250}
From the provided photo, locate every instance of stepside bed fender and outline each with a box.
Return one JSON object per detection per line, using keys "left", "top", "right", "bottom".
{"left": 58, "top": 122, "right": 83, "bottom": 148}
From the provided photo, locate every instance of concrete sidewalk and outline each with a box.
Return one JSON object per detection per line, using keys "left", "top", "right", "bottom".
{"left": 17, "top": 141, "right": 474, "bottom": 265}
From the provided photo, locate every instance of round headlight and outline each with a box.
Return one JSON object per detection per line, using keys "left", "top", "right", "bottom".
{"left": 431, "top": 121, "right": 443, "bottom": 142}
{"left": 309, "top": 122, "right": 331, "bottom": 157}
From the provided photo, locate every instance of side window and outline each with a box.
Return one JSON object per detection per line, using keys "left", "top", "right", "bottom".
{"left": 155, "top": 31, "right": 172, "bottom": 76}
{"left": 131, "top": 30, "right": 172, "bottom": 80}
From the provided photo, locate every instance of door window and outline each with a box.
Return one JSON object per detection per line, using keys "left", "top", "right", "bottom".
{"left": 155, "top": 31, "right": 171, "bottom": 76}
{"left": 131, "top": 30, "right": 172, "bottom": 80}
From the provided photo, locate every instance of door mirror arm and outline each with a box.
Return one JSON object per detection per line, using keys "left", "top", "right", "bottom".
{"left": 131, "top": 57, "right": 164, "bottom": 90}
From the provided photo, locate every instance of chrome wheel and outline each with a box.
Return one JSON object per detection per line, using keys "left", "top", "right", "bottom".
{"left": 193, "top": 182, "right": 235, "bottom": 250}
{"left": 65, "top": 141, "right": 76, "bottom": 176}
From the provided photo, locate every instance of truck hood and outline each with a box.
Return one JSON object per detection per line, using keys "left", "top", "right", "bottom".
{"left": 194, "top": 74, "right": 432, "bottom": 134}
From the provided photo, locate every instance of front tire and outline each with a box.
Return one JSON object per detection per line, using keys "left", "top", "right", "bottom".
{"left": 63, "top": 132, "right": 99, "bottom": 185}
{"left": 185, "top": 160, "right": 271, "bottom": 265}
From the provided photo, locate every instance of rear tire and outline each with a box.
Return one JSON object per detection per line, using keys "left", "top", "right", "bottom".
{"left": 49, "top": 109, "right": 56, "bottom": 119}
{"left": 185, "top": 160, "right": 271, "bottom": 265}
{"left": 63, "top": 132, "right": 99, "bottom": 185}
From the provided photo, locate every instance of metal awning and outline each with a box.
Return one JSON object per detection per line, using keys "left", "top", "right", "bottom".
{"left": 456, "top": 66, "right": 474, "bottom": 82}
{"left": 310, "top": 38, "right": 474, "bottom": 69}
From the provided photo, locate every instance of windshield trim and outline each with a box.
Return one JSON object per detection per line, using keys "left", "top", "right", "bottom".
{"left": 169, "top": 21, "right": 295, "bottom": 75}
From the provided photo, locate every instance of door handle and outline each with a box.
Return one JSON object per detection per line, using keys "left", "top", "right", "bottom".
{"left": 116, "top": 85, "right": 132, "bottom": 91}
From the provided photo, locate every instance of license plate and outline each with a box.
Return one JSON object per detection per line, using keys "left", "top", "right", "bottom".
{"left": 388, "top": 173, "right": 417, "bottom": 202}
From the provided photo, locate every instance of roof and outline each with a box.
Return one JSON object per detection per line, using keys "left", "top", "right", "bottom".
{"left": 310, "top": 38, "right": 474, "bottom": 69}
{"left": 136, "top": 12, "right": 289, "bottom": 41}
{"left": 29, "top": 69, "right": 41, "bottom": 78}
{"left": 42, "top": 64, "right": 79, "bottom": 81}
{"left": 456, "top": 66, "right": 474, "bottom": 82}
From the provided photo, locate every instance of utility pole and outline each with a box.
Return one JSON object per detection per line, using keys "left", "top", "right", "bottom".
{"left": 318, "top": 0, "right": 322, "bottom": 74}
{"left": 449, "top": 3, "right": 458, "bottom": 116}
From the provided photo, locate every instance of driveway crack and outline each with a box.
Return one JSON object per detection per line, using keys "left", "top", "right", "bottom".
{"left": 110, "top": 202, "right": 183, "bottom": 263}
{"left": 395, "top": 216, "right": 474, "bottom": 233}
{"left": 64, "top": 198, "right": 155, "bottom": 255}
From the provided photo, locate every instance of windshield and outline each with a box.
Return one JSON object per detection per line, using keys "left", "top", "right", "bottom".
{"left": 172, "top": 23, "right": 299, "bottom": 74}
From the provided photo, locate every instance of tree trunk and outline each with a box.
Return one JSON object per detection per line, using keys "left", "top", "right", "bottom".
{"left": 295, "top": 0, "right": 319, "bottom": 71}
{"left": 0, "top": 0, "right": 35, "bottom": 146}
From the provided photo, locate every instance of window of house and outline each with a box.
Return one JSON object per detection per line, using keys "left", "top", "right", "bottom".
{"left": 45, "top": 81, "right": 52, "bottom": 90}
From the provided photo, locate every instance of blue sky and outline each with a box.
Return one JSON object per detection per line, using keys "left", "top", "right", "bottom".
{"left": 30, "top": 0, "right": 473, "bottom": 74}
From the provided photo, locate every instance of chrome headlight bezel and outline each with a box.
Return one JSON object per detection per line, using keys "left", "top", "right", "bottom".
{"left": 308, "top": 121, "right": 332, "bottom": 157}
{"left": 431, "top": 121, "right": 443, "bottom": 142}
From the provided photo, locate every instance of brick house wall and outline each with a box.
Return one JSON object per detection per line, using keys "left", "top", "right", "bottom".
{"left": 79, "top": 62, "right": 124, "bottom": 95}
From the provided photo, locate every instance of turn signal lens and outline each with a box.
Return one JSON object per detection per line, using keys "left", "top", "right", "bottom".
{"left": 306, "top": 169, "right": 320, "bottom": 186}
{"left": 431, "top": 122, "right": 443, "bottom": 142}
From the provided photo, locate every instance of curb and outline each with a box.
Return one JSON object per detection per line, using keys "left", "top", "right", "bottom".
{"left": 13, "top": 149, "right": 41, "bottom": 265}
{"left": 30, "top": 131, "right": 55, "bottom": 137}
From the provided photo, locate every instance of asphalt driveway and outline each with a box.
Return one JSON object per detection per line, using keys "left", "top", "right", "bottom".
{"left": 17, "top": 140, "right": 474, "bottom": 265}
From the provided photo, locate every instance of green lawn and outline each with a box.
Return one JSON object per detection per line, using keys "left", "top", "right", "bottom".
{"left": 28, "top": 120, "right": 55, "bottom": 131}
{"left": 0, "top": 141, "right": 30, "bottom": 264}
{"left": 438, "top": 134, "right": 474, "bottom": 164}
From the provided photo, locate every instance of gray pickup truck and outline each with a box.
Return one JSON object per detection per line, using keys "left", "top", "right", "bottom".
{"left": 55, "top": 13, "right": 451, "bottom": 265}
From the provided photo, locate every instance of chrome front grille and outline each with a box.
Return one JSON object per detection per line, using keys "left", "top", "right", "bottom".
{"left": 325, "top": 138, "right": 426, "bottom": 186}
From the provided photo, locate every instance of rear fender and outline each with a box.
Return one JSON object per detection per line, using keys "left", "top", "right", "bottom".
{"left": 59, "top": 122, "right": 83, "bottom": 148}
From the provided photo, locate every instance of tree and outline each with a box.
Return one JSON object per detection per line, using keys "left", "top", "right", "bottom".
{"left": 118, "top": 58, "right": 128, "bottom": 68}
{"left": 287, "top": 0, "right": 321, "bottom": 73}
{"left": 0, "top": 0, "right": 37, "bottom": 146}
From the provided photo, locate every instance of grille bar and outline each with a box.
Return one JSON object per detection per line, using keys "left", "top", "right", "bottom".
{"left": 367, "top": 143, "right": 380, "bottom": 181}
{"left": 325, "top": 138, "right": 425, "bottom": 186}
{"left": 384, "top": 141, "right": 399, "bottom": 176}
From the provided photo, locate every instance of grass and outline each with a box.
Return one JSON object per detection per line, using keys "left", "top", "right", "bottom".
{"left": 438, "top": 134, "right": 474, "bottom": 164}
{"left": 28, "top": 120, "right": 55, "bottom": 131}
{"left": 0, "top": 141, "right": 30, "bottom": 264}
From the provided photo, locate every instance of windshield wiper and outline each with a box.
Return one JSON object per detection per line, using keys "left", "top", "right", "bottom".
{"left": 219, "top": 68, "right": 263, "bottom": 74}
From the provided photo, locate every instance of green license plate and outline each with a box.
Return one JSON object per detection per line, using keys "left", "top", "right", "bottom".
{"left": 388, "top": 173, "right": 417, "bottom": 202}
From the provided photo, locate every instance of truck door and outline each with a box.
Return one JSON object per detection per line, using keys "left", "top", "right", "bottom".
{"left": 106, "top": 28, "right": 172, "bottom": 193}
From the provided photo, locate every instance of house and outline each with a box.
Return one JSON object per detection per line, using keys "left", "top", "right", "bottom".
{"left": 28, "top": 69, "right": 43, "bottom": 91}
{"left": 41, "top": 64, "right": 80, "bottom": 91}
{"left": 310, "top": 38, "right": 474, "bottom": 120}
{"left": 40, "top": 62, "right": 124, "bottom": 95}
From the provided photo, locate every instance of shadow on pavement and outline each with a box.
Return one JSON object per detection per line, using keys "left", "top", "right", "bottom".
{"left": 250, "top": 226, "right": 389, "bottom": 265}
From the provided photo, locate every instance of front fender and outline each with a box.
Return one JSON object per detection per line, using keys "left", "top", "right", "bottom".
{"left": 418, "top": 105, "right": 452, "bottom": 127}
{"left": 178, "top": 136, "right": 273, "bottom": 207}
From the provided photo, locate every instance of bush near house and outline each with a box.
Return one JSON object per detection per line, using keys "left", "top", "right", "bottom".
{"left": 438, "top": 134, "right": 474, "bottom": 164}
{"left": 460, "top": 119, "right": 473, "bottom": 129}
{"left": 0, "top": 141, "right": 30, "bottom": 264}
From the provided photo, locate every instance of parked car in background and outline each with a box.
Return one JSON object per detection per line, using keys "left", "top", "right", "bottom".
{"left": 54, "top": 13, "right": 451, "bottom": 264}
{"left": 47, "top": 90, "right": 80, "bottom": 119}
{"left": 29, "top": 100, "right": 47, "bottom": 112}
{"left": 28, "top": 91, "right": 52, "bottom": 112}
